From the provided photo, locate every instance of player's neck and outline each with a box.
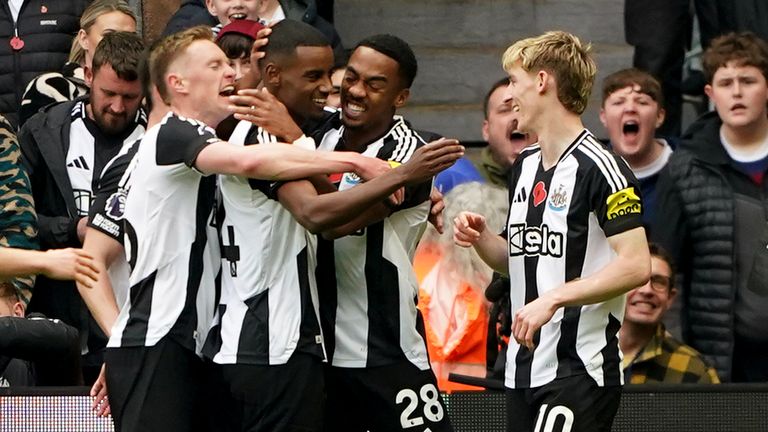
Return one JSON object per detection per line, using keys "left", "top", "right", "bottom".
{"left": 342, "top": 117, "right": 394, "bottom": 152}
{"left": 171, "top": 104, "right": 218, "bottom": 129}
{"left": 536, "top": 111, "right": 584, "bottom": 170}
{"left": 618, "top": 321, "right": 655, "bottom": 359}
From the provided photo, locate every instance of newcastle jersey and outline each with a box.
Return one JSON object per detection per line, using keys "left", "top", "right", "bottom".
{"left": 314, "top": 115, "right": 433, "bottom": 370}
{"left": 504, "top": 129, "right": 642, "bottom": 389}
{"left": 203, "top": 120, "right": 324, "bottom": 366}
{"left": 87, "top": 137, "right": 142, "bottom": 308}
{"left": 108, "top": 112, "right": 221, "bottom": 355}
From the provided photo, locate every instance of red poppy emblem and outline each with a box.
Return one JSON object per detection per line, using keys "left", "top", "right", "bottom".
{"left": 533, "top": 181, "right": 547, "bottom": 207}
{"left": 41, "top": 5, "right": 48, "bottom": 13}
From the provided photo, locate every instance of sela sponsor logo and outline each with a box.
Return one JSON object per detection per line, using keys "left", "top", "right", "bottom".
{"left": 606, "top": 187, "right": 641, "bottom": 220}
{"left": 508, "top": 223, "right": 564, "bottom": 257}
{"left": 548, "top": 184, "right": 568, "bottom": 212}
{"left": 532, "top": 181, "right": 547, "bottom": 207}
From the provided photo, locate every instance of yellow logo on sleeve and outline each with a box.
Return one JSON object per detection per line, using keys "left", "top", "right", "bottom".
{"left": 606, "top": 187, "right": 641, "bottom": 220}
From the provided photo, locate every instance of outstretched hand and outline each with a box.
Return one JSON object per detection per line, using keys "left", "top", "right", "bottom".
{"left": 399, "top": 138, "right": 463, "bottom": 184}
{"left": 41, "top": 248, "right": 99, "bottom": 286}
{"left": 453, "top": 211, "right": 487, "bottom": 248}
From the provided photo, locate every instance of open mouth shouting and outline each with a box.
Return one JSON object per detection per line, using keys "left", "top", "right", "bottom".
{"left": 219, "top": 84, "right": 236, "bottom": 97}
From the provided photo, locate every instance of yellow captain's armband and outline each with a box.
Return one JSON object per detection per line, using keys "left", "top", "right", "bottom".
{"left": 388, "top": 160, "right": 401, "bottom": 169}
{"left": 606, "top": 187, "right": 641, "bottom": 220}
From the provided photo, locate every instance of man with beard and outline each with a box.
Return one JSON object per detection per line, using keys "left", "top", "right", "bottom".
{"left": 19, "top": 31, "right": 146, "bottom": 384}
{"left": 203, "top": 21, "right": 462, "bottom": 431}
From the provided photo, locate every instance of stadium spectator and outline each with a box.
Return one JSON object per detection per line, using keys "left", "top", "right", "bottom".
{"left": 215, "top": 18, "right": 264, "bottom": 85}
{"left": 455, "top": 31, "right": 650, "bottom": 432}
{"left": 599, "top": 68, "right": 674, "bottom": 233}
{"left": 653, "top": 32, "right": 768, "bottom": 383}
{"left": 19, "top": 0, "right": 137, "bottom": 127}
{"left": 102, "top": 25, "right": 424, "bottom": 432}
{"left": 163, "top": 0, "right": 345, "bottom": 59}
{"left": 620, "top": 243, "right": 720, "bottom": 384}
{"left": 0, "top": 115, "right": 37, "bottom": 307}
{"left": 19, "top": 31, "right": 146, "bottom": 384}
{"left": 0, "top": 0, "right": 89, "bottom": 128}
{"left": 415, "top": 181, "right": 508, "bottom": 391}
{"left": 0, "top": 248, "right": 98, "bottom": 387}
{"left": 326, "top": 53, "right": 348, "bottom": 109}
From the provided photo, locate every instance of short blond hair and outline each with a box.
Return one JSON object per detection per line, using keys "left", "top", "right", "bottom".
{"left": 502, "top": 31, "right": 596, "bottom": 115}
{"left": 150, "top": 25, "right": 214, "bottom": 104}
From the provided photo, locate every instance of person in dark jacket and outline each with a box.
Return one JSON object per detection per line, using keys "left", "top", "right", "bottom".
{"left": 0, "top": 281, "right": 82, "bottom": 386}
{"left": 0, "top": 0, "right": 89, "bottom": 128}
{"left": 18, "top": 31, "right": 145, "bottom": 384}
{"left": 163, "top": 0, "right": 344, "bottom": 59}
{"left": 653, "top": 32, "right": 768, "bottom": 382}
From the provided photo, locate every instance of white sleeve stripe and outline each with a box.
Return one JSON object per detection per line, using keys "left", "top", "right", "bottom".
{"left": 584, "top": 136, "right": 628, "bottom": 189}
{"left": 580, "top": 138, "right": 627, "bottom": 192}
{"left": 391, "top": 124, "right": 409, "bottom": 161}
{"left": 578, "top": 143, "right": 621, "bottom": 193}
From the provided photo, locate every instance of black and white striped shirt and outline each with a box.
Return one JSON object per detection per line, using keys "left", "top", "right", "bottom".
{"left": 203, "top": 120, "right": 325, "bottom": 365}
{"left": 314, "top": 115, "right": 434, "bottom": 370}
{"left": 504, "top": 129, "right": 642, "bottom": 389}
{"left": 108, "top": 113, "right": 221, "bottom": 355}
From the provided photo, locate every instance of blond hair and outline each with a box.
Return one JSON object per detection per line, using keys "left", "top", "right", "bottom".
{"left": 68, "top": 0, "right": 137, "bottom": 65}
{"left": 502, "top": 31, "right": 596, "bottom": 115}
{"left": 150, "top": 26, "right": 214, "bottom": 104}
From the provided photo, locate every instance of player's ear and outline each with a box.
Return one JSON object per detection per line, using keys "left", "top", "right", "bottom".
{"left": 264, "top": 63, "right": 281, "bottom": 87}
{"left": 394, "top": 88, "right": 410, "bottom": 108}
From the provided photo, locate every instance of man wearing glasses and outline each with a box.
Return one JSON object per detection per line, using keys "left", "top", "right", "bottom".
{"left": 619, "top": 243, "right": 720, "bottom": 384}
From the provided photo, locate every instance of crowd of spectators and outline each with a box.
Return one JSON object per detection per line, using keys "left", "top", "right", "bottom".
{"left": 0, "top": 0, "right": 767, "bottom": 428}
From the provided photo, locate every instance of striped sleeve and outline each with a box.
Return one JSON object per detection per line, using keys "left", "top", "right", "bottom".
{"left": 579, "top": 136, "right": 643, "bottom": 237}
{"left": 381, "top": 125, "right": 431, "bottom": 210}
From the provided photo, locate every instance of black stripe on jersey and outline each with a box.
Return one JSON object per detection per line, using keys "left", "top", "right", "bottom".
{"left": 514, "top": 168, "right": 553, "bottom": 387}
{"left": 555, "top": 172, "right": 589, "bottom": 379}
{"left": 295, "top": 246, "right": 324, "bottom": 359}
{"left": 238, "top": 287, "right": 269, "bottom": 364}
{"left": 121, "top": 270, "right": 157, "bottom": 345}
{"left": 168, "top": 175, "right": 216, "bottom": 352}
{"left": 316, "top": 237, "right": 338, "bottom": 361}
{"left": 365, "top": 221, "right": 404, "bottom": 367}
{"left": 202, "top": 304, "right": 227, "bottom": 359}
{"left": 601, "top": 313, "right": 622, "bottom": 386}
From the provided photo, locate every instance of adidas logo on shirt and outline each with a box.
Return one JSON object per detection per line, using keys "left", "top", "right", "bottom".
{"left": 66, "top": 156, "right": 90, "bottom": 170}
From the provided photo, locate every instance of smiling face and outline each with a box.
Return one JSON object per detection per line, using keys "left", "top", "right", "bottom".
{"left": 206, "top": 0, "right": 259, "bottom": 25}
{"left": 483, "top": 84, "right": 537, "bottom": 169}
{"left": 268, "top": 45, "right": 333, "bottom": 124}
{"left": 341, "top": 46, "right": 409, "bottom": 133}
{"left": 624, "top": 256, "right": 676, "bottom": 327}
{"left": 600, "top": 84, "right": 665, "bottom": 166}
{"left": 503, "top": 63, "right": 542, "bottom": 135}
{"left": 705, "top": 62, "right": 768, "bottom": 131}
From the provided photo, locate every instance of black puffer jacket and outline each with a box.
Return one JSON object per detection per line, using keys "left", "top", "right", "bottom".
{"left": 652, "top": 111, "right": 762, "bottom": 381}
{"left": 0, "top": 0, "right": 88, "bottom": 128}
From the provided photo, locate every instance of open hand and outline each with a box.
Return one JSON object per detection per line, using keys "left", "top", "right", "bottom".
{"left": 453, "top": 211, "right": 487, "bottom": 247}
{"left": 399, "top": 138, "right": 463, "bottom": 184}
{"left": 41, "top": 248, "right": 99, "bottom": 286}
{"left": 229, "top": 88, "right": 302, "bottom": 141}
